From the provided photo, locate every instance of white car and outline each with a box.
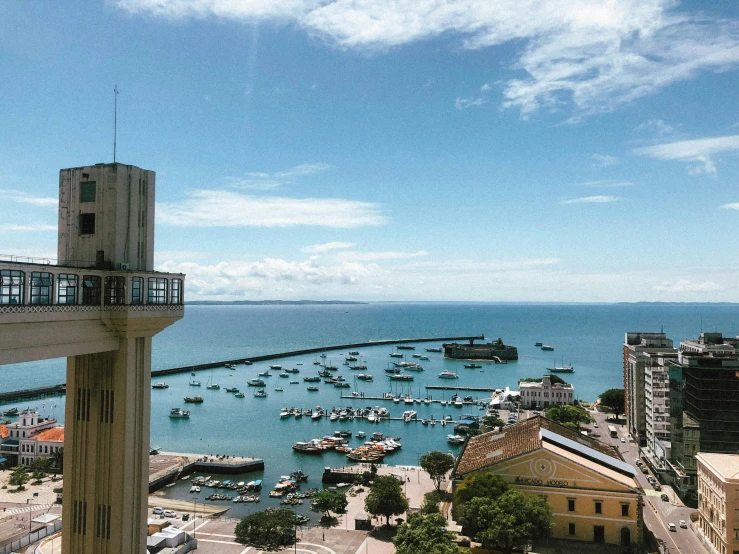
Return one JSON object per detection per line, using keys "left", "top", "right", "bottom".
{"left": 152, "top": 507, "right": 164, "bottom": 515}
{"left": 163, "top": 510, "right": 177, "bottom": 518}
{"left": 679, "top": 520, "right": 687, "bottom": 528}
{"left": 620, "top": 437, "right": 626, "bottom": 443}
{"left": 668, "top": 523, "right": 676, "bottom": 532}
{"left": 593, "top": 422, "right": 598, "bottom": 428}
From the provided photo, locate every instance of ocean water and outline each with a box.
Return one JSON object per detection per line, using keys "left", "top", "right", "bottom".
{"left": 1, "top": 302, "right": 737, "bottom": 518}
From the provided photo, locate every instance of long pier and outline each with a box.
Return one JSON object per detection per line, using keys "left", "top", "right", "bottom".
{"left": 0, "top": 335, "right": 484, "bottom": 404}
{"left": 425, "top": 385, "right": 501, "bottom": 392}
{"left": 150, "top": 335, "right": 484, "bottom": 377}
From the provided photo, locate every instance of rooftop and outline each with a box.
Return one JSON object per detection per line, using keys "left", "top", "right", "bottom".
{"left": 697, "top": 453, "right": 739, "bottom": 481}
{"left": 454, "top": 415, "right": 625, "bottom": 478}
{"left": 0, "top": 425, "right": 7, "bottom": 439}
{"left": 34, "top": 427, "right": 64, "bottom": 442}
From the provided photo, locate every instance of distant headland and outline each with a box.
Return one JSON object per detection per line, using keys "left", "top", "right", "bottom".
{"left": 185, "top": 300, "right": 366, "bottom": 306}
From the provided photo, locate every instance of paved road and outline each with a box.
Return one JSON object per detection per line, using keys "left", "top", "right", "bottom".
{"left": 589, "top": 412, "right": 708, "bottom": 554}
{"left": 0, "top": 504, "right": 61, "bottom": 550}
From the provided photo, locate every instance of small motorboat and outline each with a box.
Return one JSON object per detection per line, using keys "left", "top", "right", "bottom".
{"left": 152, "top": 382, "right": 169, "bottom": 389}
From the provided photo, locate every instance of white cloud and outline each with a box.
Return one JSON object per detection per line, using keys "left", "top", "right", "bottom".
{"left": 560, "top": 195, "right": 618, "bottom": 204}
{"left": 0, "top": 223, "right": 57, "bottom": 232}
{"left": 653, "top": 280, "right": 723, "bottom": 293}
{"left": 157, "top": 190, "right": 388, "bottom": 228}
{"left": 633, "top": 135, "right": 739, "bottom": 175}
{"left": 721, "top": 203, "right": 739, "bottom": 210}
{"left": 301, "top": 241, "right": 356, "bottom": 253}
{"left": 0, "top": 189, "right": 58, "bottom": 207}
{"left": 157, "top": 257, "right": 382, "bottom": 298}
{"left": 455, "top": 97, "right": 486, "bottom": 110}
{"left": 117, "top": 1, "right": 739, "bottom": 116}
{"left": 480, "top": 83, "right": 492, "bottom": 92}
{"left": 228, "top": 162, "right": 332, "bottom": 190}
{"left": 636, "top": 119, "right": 673, "bottom": 136}
{"left": 591, "top": 154, "right": 618, "bottom": 168}
{"left": 400, "top": 257, "right": 560, "bottom": 273}
{"left": 581, "top": 180, "right": 634, "bottom": 188}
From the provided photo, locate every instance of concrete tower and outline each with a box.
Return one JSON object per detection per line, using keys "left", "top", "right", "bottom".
{"left": 0, "top": 163, "right": 184, "bottom": 554}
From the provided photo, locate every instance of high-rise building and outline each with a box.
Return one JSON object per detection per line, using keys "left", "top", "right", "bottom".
{"left": 623, "top": 332, "right": 676, "bottom": 445}
{"left": 643, "top": 351, "right": 678, "bottom": 461}
{"left": 0, "top": 163, "right": 185, "bottom": 554}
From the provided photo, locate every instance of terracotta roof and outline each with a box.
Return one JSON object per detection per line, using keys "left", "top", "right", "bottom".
{"left": 454, "top": 415, "right": 621, "bottom": 477}
{"left": 0, "top": 425, "right": 7, "bottom": 439}
{"left": 34, "top": 427, "right": 64, "bottom": 442}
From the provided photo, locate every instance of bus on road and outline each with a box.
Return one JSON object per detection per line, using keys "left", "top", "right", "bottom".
{"left": 608, "top": 425, "right": 618, "bottom": 438}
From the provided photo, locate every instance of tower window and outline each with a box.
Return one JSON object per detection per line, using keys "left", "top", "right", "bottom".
{"left": 0, "top": 269, "right": 25, "bottom": 305}
{"left": 57, "top": 274, "right": 78, "bottom": 304}
{"left": 131, "top": 277, "right": 143, "bottom": 305}
{"left": 80, "top": 181, "right": 96, "bottom": 203}
{"left": 81, "top": 275, "right": 101, "bottom": 306}
{"left": 79, "top": 213, "right": 96, "bottom": 235}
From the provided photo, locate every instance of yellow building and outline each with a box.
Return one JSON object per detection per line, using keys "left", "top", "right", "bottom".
{"left": 453, "top": 416, "right": 643, "bottom": 548}
{"left": 696, "top": 452, "right": 739, "bottom": 554}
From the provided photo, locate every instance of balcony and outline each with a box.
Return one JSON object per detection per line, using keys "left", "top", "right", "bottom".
{"left": 0, "top": 259, "right": 185, "bottom": 364}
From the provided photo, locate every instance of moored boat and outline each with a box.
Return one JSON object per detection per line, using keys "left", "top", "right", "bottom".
{"left": 152, "top": 382, "right": 169, "bottom": 389}
{"left": 169, "top": 408, "right": 191, "bottom": 418}
{"left": 438, "top": 371, "right": 459, "bottom": 379}
{"left": 184, "top": 396, "right": 203, "bottom": 403}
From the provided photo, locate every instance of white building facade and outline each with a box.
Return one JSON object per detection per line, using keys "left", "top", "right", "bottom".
{"left": 518, "top": 375, "right": 575, "bottom": 409}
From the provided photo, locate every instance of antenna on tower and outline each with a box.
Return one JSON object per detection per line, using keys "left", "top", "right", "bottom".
{"left": 113, "top": 85, "right": 119, "bottom": 163}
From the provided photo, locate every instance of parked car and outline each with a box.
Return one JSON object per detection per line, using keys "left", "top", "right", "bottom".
{"left": 182, "top": 513, "right": 190, "bottom": 521}
{"left": 152, "top": 507, "right": 164, "bottom": 515}
{"left": 641, "top": 467, "right": 649, "bottom": 474}
{"left": 163, "top": 510, "right": 177, "bottom": 518}
{"left": 593, "top": 422, "right": 598, "bottom": 428}
{"left": 620, "top": 437, "right": 626, "bottom": 443}
{"left": 679, "top": 520, "right": 687, "bottom": 528}
{"left": 653, "top": 484, "right": 662, "bottom": 491}
{"left": 660, "top": 493, "right": 669, "bottom": 502}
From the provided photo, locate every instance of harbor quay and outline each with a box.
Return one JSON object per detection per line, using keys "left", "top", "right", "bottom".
{"left": 149, "top": 451, "right": 264, "bottom": 492}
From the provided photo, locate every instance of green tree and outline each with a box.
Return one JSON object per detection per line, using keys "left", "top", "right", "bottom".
{"left": 463, "top": 490, "right": 552, "bottom": 554}
{"left": 420, "top": 451, "right": 455, "bottom": 492}
{"left": 310, "top": 490, "right": 348, "bottom": 520}
{"left": 30, "top": 457, "right": 52, "bottom": 482}
{"left": 544, "top": 404, "right": 592, "bottom": 431}
{"left": 8, "top": 465, "right": 29, "bottom": 488}
{"left": 393, "top": 512, "right": 460, "bottom": 554}
{"left": 482, "top": 415, "right": 505, "bottom": 429}
{"left": 600, "top": 388, "right": 625, "bottom": 417}
{"left": 365, "top": 475, "right": 408, "bottom": 525}
{"left": 453, "top": 473, "right": 509, "bottom": 505}
{"left": 51, "top": 447, "right": 64, "bottom": 472}
{"left": 420, "top": 490, "right": 441, "bottom": 515}
{"left": 234, "top": 509, "right": 297, "bottom": 550}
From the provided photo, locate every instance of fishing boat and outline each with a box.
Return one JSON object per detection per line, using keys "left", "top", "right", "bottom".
{"left": 234, "top": 392, "right": 245, "bottom": 398}
{"left": 169, "top": 408, "right": 190, "bottom": 418}
{"left": 258, "top": 371, "right": 271, "bottom": 377}
{"left": 152, "top": 382, "right": 169, "bottom": 389}
{"left": 280, "top": 408, "right": 290, "bottom": 418}
{"left": 464, "top": 363, "right": 482, "bottom": 369}
{"left": 425, "top": 347, "right": 442, "bottom": 353}
{"left": 307, "top": 386, "right": 319, "bottom": 391}
{"left": 189, "top": 378, "right": 201, "bottom": 386}
{"left": 206, "top": 371, "right": 220, "bottom": 390}
{"left": 225, "top": 387, "right": 239, "bottom": 393}
{"left": 274, "top": 386, "right": 284, "bottom": 391}
{"left": 355, "top": 431, "right": 366, "bottom": 438}
{"left": 419, "top": 356, "right": 430, "bottom": 361}
{"left": 357, "top": 374, "right": 373, "bottom": 381}
{"left": 269, "top": 365, "right": 283, "bottom": 370}
{"left": 402, "top": 410, "right": 417, "bottom": 422}
{"left": 394, "top": 361, "right": 424, "bottom": 371}
{"left": 247, "top": 379, "right": 266, "bottom": 387}
{"left": 254, "top": 389, "right": 267, "bottom": 398}
{"left": 447, "top": 434, "right": 465, "bottom": 445}
{"left": 546, "top": 361, "right": 574, "bottom": 373}
{"left": 389, "top": 373, "right": 414, "bottom": 381}
{"left": 279, "top": 372, "right": 290, "bottom": 378}
{"left": 396, "top": 345, "right": 415, "bottom": 350}
{"left": 349, "top": 351, "right": 360, "bottom": 355}
{"left": 346, "top": 446, "right": 385, "bottom": 462}
{"left": 189, "top": 485, "right": 201, "bottom": 493}
{"left": 541, "top": 345, "right": 554, "bottom": 351}
{"left": 438, "top": 371, "right": 459, "bottom": 379}
{"left": 303, "top": 376, "right": 321, "bottom": 382}
{"left": 389, "top": 352, "right": 404, "bottom": 358}
{"left": 184, "top": 396, "right": 203, "bottom": 403}
{"left": 534, "top": 342, "right": 543, "bottom": 347}
{"left": 284, "top": 368, "right": 300, "bottom": 373}
{"left": 244, "top": 360, "right": 253, "bottom": 365}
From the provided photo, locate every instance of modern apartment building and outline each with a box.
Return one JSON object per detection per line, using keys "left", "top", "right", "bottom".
{"left": 623, "top": 332, "right": 676, "bottom": 445}
{"left": 643, "top": 351, "right": 678, "bottom": 461}
{"left": 696, "top": 452, "right": 739, "bottom": 554}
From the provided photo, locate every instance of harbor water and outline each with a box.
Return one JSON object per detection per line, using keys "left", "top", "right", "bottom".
{"left": 1, "top": 302, "right": 737, "bottom": 518}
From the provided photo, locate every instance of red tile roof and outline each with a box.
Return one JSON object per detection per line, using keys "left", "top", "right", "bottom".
{"left": 0, "top": 425, "right": 7, "bottom": 439}
{"left": 34, "top": 427, "right": 64, "bottom": 442}
{"left": 454, "top": 415, "right": 621, "bottom": 477}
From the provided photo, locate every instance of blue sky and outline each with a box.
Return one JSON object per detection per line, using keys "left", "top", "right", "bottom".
{"left": 2, "top": 0, "right": 739, "bottom": 302}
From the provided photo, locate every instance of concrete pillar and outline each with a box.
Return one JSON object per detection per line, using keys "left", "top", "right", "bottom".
{"left": 61, "top": 337, "right": 152, "bottom": 554}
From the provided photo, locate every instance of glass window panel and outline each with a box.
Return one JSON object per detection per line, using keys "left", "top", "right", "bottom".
{"left": 0, "top": 270, "right": 24, "bottom": 305}
{"left": 81, "top": 275, "right": 101, "bottom": 305}
{"left": 57, "top": 273, "right": 78, "bottom": 305}
{"left": 80, "top": 181, "right": 96, "bottom": 203}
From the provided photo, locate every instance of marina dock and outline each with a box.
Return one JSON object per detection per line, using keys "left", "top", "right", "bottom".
{"left": 148, "top": 451, "right": 264, "bottom": 493}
